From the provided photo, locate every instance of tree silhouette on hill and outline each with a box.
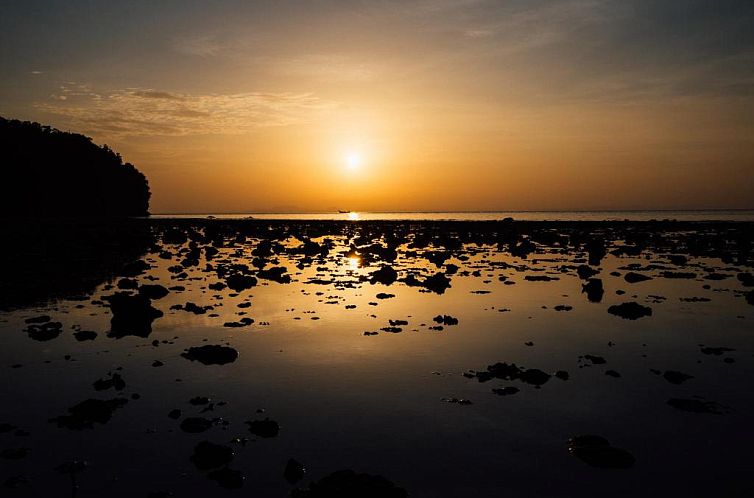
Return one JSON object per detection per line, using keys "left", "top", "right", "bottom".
{"left": 0, "top": 117, "right": 150, "bottom": 216}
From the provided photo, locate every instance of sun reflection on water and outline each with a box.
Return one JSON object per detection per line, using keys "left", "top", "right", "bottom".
{"left": 347, "top": 256, "right": 361, "bottom": 270}
{"left": 348, "top": 211, "right": 360, "bottom": 221}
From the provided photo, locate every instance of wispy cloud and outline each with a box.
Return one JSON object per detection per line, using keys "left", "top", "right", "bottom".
{"left": 171, "top": 34, "right": 224, "bottom": 57}
{"left": 35, "top": 83, "right": 338, "bottom": 137}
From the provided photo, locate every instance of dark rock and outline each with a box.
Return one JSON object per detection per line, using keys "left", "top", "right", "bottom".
{"left": 576, "top": 265, "right": 599, "bottom": 280}
{"left": 73, "top": 330, "right": 98, "bottom": 341}
{"left": 285, "top": 458, "right": 306, "bottom": 484}
{"left": 25, "top": 321, "right": 63, "bottom": 341}
{"left": 50, "top": 398, "right": 128, "bottom": 430}
{"left": 433, "top": 315, "right": 458, "bottom": 326}
{"left": 581, "top": 279, "right": 604, "bottom": 303}
{"left": 246, "top": 418, "right": 280, "bottom": 438}
{"left": 257, "top": 266, "right": 292, "bottom": 284}
{"left": 208, "top": 467, "right": 245, "bottom": 489}
{"left": 190, "top": 441, "right": 234, "bottom": 470}
{"left": 181, "top": 345, "right": 239, "bottom": 365}
{"left": 607, "top": 302, "right": 652, "bottom": 320}
{"left": 667, "top": 398, "right": 725, "bottom": 414}
{"left": 226, "top": 274, "right": 257, "bottom": 292}
{"left": 138, "top": 284, "right": 170, "bottom": 300}
{"left": 291, "top": 469, "right": 407, "bottom": 498}
{"left": 663, "top": 371, "right": 694, "bottom": 384}
{"left": 491, "top": 387, "right": 519, "bottom": 396}
{"left": 624, "top": 272, "right": 652, "bottom": 283}
{"left": 568, "top": 435, "right": 635, "bottom": 469}
{"left": 107, "top": 292, "right": 163, "bottom": 338}
{"left": 180, "top": 417, "right": 214, "bottom": 433}
{"left": 369, "top": 265, "right": 398, "bottom": 286}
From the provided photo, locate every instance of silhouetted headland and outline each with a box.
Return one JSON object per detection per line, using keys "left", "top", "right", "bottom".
{"left": 0, "top": 116, "right": 150, "bottom": 217}
{"left": 0, "top": 117, "right": 154, "bottom": 309}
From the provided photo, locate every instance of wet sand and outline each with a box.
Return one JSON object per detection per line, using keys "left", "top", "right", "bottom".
{"left": 1, "top": 219, "right": 753, "bottom": 497}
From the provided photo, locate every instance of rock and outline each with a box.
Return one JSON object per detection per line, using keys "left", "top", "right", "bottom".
{"left": 180, "top": 417, "right": 214, "bottom": 433}
{"left": 663, "top": 371, "right": 694, "bottom": 384}
{"left": 568, "top": 435, "right": 635, "bottom": 469}
{"left": 50, "top": 398, "right": 128, "bottom": 430}
{"left": 553, "top": 305, "right": 572, "bottom": 311}
{"left": 491, "top": 387, "right": 519, "bottom": 396}
{"left": 524, "top": 275, "right": 559, "bottom": 282}
{"left": 73, "top": 330, "right": 97, "bottom": 341}
{"left": 667, "top": 398, "right": 725, "bottom": 414}
{"left": 291, "top": 469, "right": 407, "bottom": 498}
{"left": 24, "top": 315, "right": 51, "bottom": 324}
{"left": 581, "top": 279, "right": 604, "bottom": 303}
{"left": 106, "top": 292, "right": 163, "bottom": 338}
{"left": 624, "top": 272, "right": 652, "bottom": 283}
{"left": 223, "top": 317, "right": 254, "bottom": 328}
{"left": 25, "top": 321, "right": 63, "bottom": 341}
{"left": 607, "top": 302, "right": 652, "bottom": 320}
{"left": 181, "top": 345, "right": 239, "bottom": 365}
{"left": 473, "top": 362, "right": 552, "bottom": 386}
{"left": 576, "top": 265, "right": 599, "bottom": 280}
{"left": 246, "top": 418, "right": 279, "bottom": 438}
{"left": 422, "top": 272, "right": 452, "bottom": 294}
{"left": 0, "top": 448, "right": 30, "bottom": 460}
{"left": 582, "top": 354, "right": 606, "bottom": 365}
{"left": 432, "top": 315, "right": 458, "bottom": 326}
{"left": 138, "top": 284, "right": 170, "bottom": 299}
{"left": 285, "top": 458, "right": 306, "bottom": 484}
{"left": 257, "top": 266, "right": 291, "bottom": 284}
{"left": 226, "top": 274, "right": 257, "bottom": 291}
{"left": 93, "top": 372, "right": 126, "bottom": 391}
{"left": 369, "top": 265, "right": 398, "bottom": 286}
{"left": 700, "top": 346, "right": 735, "bottom": 356}
{"left": 190, "top": 441, "right": 234, "bottom": 470}
{"left": 208, "top": 467, "right": 245, "bottom": 489}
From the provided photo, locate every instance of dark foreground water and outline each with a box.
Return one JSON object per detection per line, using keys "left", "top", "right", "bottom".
{"left": 1, "top": 219, "right": 753, "bottom": 497}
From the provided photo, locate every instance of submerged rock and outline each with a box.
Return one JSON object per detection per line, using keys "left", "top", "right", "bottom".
{"left": 607, "top": 302, "right": 653, "bottom": 320}
{"left": 50, "top": 398, "right": 128, "bottom": 430}
{"left": 246, "top": 418, "right": 280, "bottom": 438}
{"left": 291, "top": 469, "right": 408, "bottom": 498}
{"left": 107, "top": 292, "right": 163, "bottom": 338}
{"left": 285, "top": 458, "right": 307, "bottom": 484}
{"left": 190, "top": 441, "right": 234, "bottom": 470}
{"left": 181, "top": 345, "right": 239, "bottom": 365}
{"left": 208, "top": 467, "right": 245, "bottom": 489}
{"left": 180, "top": 417, "right": 214, "bottom": 433}
{"left": 568, "top": 435, "right": 635, "bottom": 469}
{"left": 369, "top": 265, "right": 398, "bottom": 286}
{"left": 663, "top": 371, "right": 694, "bottom": 385}
{"left": 667, "top": 398, "right": 725, "bottom": 414}
{"left": 582, "top": 279, "right": 604, "bottom": 303}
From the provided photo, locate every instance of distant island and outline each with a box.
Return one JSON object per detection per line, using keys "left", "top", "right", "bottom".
{"left": 0, "top": 116, "right": 150, "bottom": 216}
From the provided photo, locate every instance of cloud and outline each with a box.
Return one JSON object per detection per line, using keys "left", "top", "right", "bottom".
{"left": 171, "top": 34, "right": 224, "bottom": 57}
{"left": 35, "top": 83, "right": 338, "bottom": 137}
{"left": 267, "top": 54, "right": 380, "bottom": 82}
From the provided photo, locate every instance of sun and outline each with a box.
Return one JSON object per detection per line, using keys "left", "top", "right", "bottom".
{"left": 344, "top": 151, "right": 363, "bottom": 171}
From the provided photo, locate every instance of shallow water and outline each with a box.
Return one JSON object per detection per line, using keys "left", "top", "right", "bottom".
{"left": 1, "top": 220, "right": 753, "bottom": 497}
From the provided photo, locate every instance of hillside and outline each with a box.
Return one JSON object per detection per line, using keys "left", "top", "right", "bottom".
{"left": 0, "top": 117, "right": 150, "bottom": 216}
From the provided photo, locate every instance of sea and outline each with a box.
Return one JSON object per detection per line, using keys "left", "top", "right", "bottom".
{"left": 150, "top": 209, "right": 754, "bottom": 222}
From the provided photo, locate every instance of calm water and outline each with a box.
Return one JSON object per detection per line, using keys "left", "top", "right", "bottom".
{"left": 151, "top": 210, "right": 754, "bottom": 222}
{"left": 1, "top": 220, "right": 753, "bottom": 497}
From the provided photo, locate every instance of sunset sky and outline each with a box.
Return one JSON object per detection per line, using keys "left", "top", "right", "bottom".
{"left": 1, "top": 0, "right": 753, "bottom": 213}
